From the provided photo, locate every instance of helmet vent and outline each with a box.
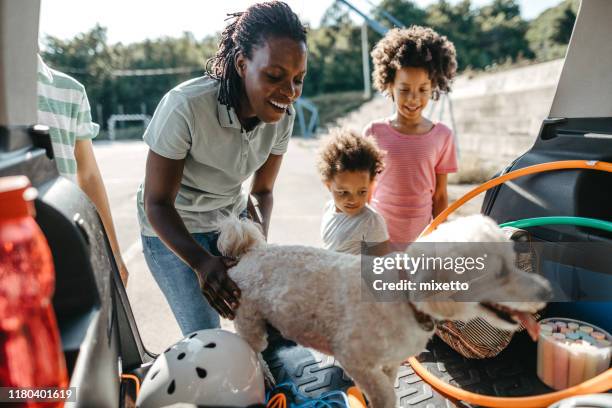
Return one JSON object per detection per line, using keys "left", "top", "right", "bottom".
{"left": 204, "top": 342, "right": 216, "bottom": 348}
{"left": 164, "top": 347, "right": 171, "bottom": 353}
{"left": 196, "top": 367, "right": 207, "bottom": 378}
{"left": 167, "top": 380, "right": 176, "bottom": 394}
{"left": 189, "top": 332, "right": 198, "bottom": 339}
{"left": 177, "top": 352, "right": 186, "bottom": 360}
{"left": 150, "top": 370, "right": 160, "bottom": 380}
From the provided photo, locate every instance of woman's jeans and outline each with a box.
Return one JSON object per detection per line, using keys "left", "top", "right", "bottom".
{"left": 141, "top": 231, "right": 222, "bottom": 335}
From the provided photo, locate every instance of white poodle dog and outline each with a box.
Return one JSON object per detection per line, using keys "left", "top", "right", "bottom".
{"left": 217, "top": 215, "right": 550, "bottom": 408}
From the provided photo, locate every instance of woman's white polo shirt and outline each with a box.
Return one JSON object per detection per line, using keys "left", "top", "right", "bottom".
{"left": 137, "top": 76, "right": 294, "bottom": 236}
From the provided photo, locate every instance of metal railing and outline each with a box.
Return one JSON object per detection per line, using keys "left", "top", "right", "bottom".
{"left": 294, "top": 98, "right": 319, "bottom": 138}
{"left": 107, "top": 114, "right": 151, "bottom": 141}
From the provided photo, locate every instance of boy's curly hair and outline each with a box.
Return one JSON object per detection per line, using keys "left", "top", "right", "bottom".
{"left": 318, "top": 129, "right": 385, "bottom": 182}
{"left": 371, "top": 25, "right": 457, "bottom": 100}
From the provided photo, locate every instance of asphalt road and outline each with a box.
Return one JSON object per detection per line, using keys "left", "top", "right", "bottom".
{"left": 94, "top": 139, "right": 483, "bottom": 353}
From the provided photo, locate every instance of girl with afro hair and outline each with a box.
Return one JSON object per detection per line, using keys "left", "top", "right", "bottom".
{"left": 364, "top": 25, "right": 458, "bottom": 244}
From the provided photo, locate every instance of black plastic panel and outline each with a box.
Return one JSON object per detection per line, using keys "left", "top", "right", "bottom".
{"left": 482, "top": 117, "right": 612, "bottom": 243}
{"left": 262, "top": 332, "right": 554, "bottom": 407}
{"left": 0, "top": 126, "right": 147, "bottom": 407}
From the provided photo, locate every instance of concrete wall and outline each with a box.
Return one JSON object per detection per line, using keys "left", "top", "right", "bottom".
{"left": 335, "top": 59, "right": 565, "bottom": 172}
{"left": 449, "top": 59, "right": 563, "bottom": 166}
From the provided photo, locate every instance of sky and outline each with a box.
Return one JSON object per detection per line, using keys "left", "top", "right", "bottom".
{"left": 39, "top": 0, "right": 564, "bottom": 45}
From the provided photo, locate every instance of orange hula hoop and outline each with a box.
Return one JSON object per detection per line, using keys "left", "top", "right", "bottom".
{"left": 406, "top": 356, "right": 611, "bottom": 408}
{"left": 408, "top": 160, "right": 612, "bottom": 407}
{"left": 420, "top": 160, "right": 612, "bottom": 236}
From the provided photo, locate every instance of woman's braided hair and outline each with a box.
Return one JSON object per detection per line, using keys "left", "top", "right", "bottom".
{"left": 206, "top": 1, "right": 307, "bottom": 114}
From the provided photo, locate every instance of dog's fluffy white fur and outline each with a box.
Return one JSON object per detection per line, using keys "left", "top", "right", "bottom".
{"left": 217, "top": 215, "right": 549, "bottom": 408}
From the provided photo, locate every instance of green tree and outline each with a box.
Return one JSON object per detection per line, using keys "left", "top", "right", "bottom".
{"left": 42, "top": 25, "right": 114, "bottom": 127}
{"left": 373, "top": 0, "right": 427, "bottom": 29}
{"left": 38, "top": 0, "right": 577, "bottom": 135}
{"left": 476, "top": 0, "right": 533, "bottom": 65}
{"left": 426, "top": 0, "right": 487, "bottom": 70}
{"left": 42, "top": 26, "right": 218, "bottom": 130}
{"left": 111, "top": 32, "right": 217, "bottom": 116}
{"left": 526, "top": 0, "right": 578, "bottom": 61}
{"left": 304, "top": 3, "right": 364, "bottom": 95}
{"left": 42, "top": 25, "right": 112, "bottom": 94}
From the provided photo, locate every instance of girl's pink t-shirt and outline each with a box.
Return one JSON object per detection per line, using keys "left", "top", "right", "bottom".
{"left": 364, "top": 119, "right": 458, "bottom": 243}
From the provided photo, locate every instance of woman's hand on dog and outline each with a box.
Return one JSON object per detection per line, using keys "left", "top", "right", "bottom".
{"left": 194, "top": 256, "right": 241, "bottom": 319}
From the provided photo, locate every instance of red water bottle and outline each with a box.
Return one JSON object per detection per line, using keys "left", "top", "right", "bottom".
{"left": 0, "top": 176, "right": 68, "bottom": 407}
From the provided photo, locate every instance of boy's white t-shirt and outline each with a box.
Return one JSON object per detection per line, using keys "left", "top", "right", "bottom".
{"left": 321, "top": 200, "right": 389, "bottom": 255}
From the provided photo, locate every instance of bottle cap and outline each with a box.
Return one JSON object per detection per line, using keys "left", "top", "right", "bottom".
{"left": 566, "top": 332, "right": 580, "bottom": 340}
{"left": 540, "top": 324, "right": 554, "bottom": 333}
{"left": 581, "top": 335, "right": 596, "bottom": 345}
{"left": 0, "top": 176, "right": 37, "bottom": 220}
{"left": 592, "top": 332, "right": 606, "bottom": 340}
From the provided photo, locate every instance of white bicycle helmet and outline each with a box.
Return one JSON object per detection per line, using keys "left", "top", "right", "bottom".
{"left": 136, "top": 329, "right": 265, "bottom": 408}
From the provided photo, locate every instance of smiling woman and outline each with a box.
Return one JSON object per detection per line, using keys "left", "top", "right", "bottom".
{"left": 135, "top": 1, "right": 308, "bottom": 336}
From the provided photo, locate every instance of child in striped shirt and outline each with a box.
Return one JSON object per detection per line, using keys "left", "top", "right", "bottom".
{"left": 365, "top": 30, "right": 524, "bottom": 360}
{"left": 37, "top": 55, "right": 128, "bottom": 285}
{"left": 365, "top": 26, "right": 458, "bottom": 244}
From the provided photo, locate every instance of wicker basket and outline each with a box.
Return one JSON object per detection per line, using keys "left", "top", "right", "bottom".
{"left": 435, "top": 226, "right": 539, "bottom": 359}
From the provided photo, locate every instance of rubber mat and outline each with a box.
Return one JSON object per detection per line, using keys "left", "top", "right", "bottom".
{"left": 262, "top": 332, "right": 553, "bottom": 407}
{"left": 262, "top": 335, "right": 354, "bottom": 401}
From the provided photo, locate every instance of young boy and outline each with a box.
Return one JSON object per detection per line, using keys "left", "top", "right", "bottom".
{"left": 37, "top": 55, "right": 128, "bottom": 285}
{"left": 318, "top": 129, "right": 389, "bottom": 255}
